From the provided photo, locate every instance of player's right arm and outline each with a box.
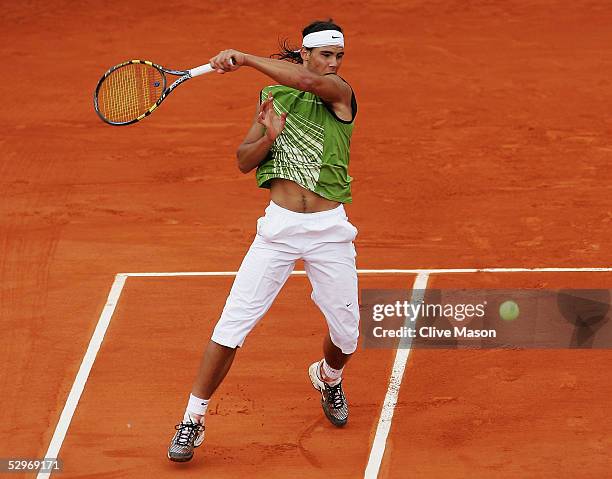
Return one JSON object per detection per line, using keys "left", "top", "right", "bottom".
{"left": 210, "top": 50, "right": 351, "bottom": 108}
{"left": 236, "top": 94, "right": 286, "bottom": 174}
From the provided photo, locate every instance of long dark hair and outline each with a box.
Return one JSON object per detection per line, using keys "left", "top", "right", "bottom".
{"left": 271, "top": 19, "right": 343, "bottom": 64}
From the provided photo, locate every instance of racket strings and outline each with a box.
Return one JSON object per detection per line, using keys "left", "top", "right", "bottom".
{"left": 97, "top": 63, "right": 164, "bottom": 123}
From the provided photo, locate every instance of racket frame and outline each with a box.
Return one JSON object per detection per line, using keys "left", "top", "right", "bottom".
{"left": 93, "top": 59, "right": 214, "bottom": 126}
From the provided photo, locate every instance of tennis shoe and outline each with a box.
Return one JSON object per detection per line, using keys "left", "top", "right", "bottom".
{"left": 308, "top": 360, "right": 349, "bottom": 427}
{"left": 167, "top": 414, "right": 205, "bottom": 462}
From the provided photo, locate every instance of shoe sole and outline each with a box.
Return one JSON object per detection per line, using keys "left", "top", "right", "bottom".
{"left": 308, "top": 362, "right": 348, "bottom": 427}
{"left": 167, "top": 431, "right": 204, "bottom": 462}
{"left": 167, "top": 452, "right": 194, "bottom": 462}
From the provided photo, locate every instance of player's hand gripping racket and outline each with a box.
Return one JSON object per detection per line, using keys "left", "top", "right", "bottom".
{"left": 94, "top": 60, "right": 227, "bottom": 126}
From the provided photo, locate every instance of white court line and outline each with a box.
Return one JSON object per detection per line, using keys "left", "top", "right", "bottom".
{"left": 37, "top": 266, "right": 612, "bottom": 477}
{"left": 364, "top": 272, "right": 430, "bottom": 479}
{"left": 36, "top": 274, "right": 127, "bottom": 479}
{"left": 123, "top": 267, "right": 612, "bottom": 277}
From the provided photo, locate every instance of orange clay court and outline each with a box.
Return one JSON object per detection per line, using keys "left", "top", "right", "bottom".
{"left": 1, "top": 1, "right": 611, "bottom": 478}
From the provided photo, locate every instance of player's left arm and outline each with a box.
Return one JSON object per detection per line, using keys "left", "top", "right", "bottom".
{"left": 209, "top": 50, "right": 352, "bottom": 106}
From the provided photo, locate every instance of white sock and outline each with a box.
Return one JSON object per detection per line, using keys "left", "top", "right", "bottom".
{"left": 184, "top": 394, "right": 209, "bottom": 424}
{"left": 320, "top": 359, "right": 344, "bottom": 386}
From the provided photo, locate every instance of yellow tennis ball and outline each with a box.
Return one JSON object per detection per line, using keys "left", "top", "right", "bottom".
{"left": 499, "top": 300, "right": 520, "bottom": 321}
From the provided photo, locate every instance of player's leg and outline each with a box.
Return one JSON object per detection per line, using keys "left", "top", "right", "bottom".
{"left": 168, "top": 234, "right": 297, "bottom": 462}
{"left": 304, "top": 212, "right": 359, "bottom": 427}
{"left": 323, "top": 331, "right": 350, "bottom": 370}
{"left": 191, "top": 340, "right": 237, "bottom": 408}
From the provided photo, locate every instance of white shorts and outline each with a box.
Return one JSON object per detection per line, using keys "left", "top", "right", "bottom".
{"left": 211, "top": 201, "right": 359, "bottom": 354}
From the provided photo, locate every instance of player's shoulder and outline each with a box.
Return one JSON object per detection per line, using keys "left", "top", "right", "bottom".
{"left": 322, "top": 73, "right": 355, "bottom": 104}
{"left": 320, "top": 74, "right": 357, "bottom": 122}
{"left": 324, "top": 73, "right": 353, "bottom": 89}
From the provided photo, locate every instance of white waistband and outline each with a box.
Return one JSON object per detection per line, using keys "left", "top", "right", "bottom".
{"left": 266, "top": 201, "right": 346, "bottom": 220}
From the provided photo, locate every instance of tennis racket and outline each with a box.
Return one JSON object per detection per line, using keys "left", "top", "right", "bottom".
{"left": 93, "top": 60, "right": 218, "bottom": 126}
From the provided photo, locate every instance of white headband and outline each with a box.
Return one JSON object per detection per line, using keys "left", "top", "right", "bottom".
{"left": 302, "top": 30, "right": 344, "bottom": 48}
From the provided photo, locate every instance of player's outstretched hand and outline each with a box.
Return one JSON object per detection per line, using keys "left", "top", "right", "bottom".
{"left": 209, "top": 49, "right": 245, "bottom": 73}
{"left": 258, "top": 93, "right": 287, "bottom": 141}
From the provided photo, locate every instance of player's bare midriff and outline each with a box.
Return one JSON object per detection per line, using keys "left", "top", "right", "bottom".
{"left": 269, "top": 178, "right": 340, "bottom": 213}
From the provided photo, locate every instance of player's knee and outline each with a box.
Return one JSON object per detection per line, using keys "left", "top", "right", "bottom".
{"left": 212, "top": 311, "right": 260, "bottom": 349}
{"left": 330, "top": 328, "right": 359, "bottom": 355}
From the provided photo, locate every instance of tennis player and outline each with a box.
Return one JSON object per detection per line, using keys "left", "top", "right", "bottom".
{"left": 168, "top": 19, "right": 358, "bottom": 462}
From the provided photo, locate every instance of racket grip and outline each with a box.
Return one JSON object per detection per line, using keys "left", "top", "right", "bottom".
{"left": 189, "top": 58, "right": 236, "bottom": 77}
{"left": 189, "top": 63, "right": 215, "bottom": 77}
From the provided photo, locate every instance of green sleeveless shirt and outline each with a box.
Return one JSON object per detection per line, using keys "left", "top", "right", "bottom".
{"left": 255, "top": 82, "right": 357, "bottom": 203}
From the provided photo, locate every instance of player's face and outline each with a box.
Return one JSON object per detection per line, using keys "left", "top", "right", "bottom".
{"left": 303, "top": 46, "right": 345, "bottom": 75}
